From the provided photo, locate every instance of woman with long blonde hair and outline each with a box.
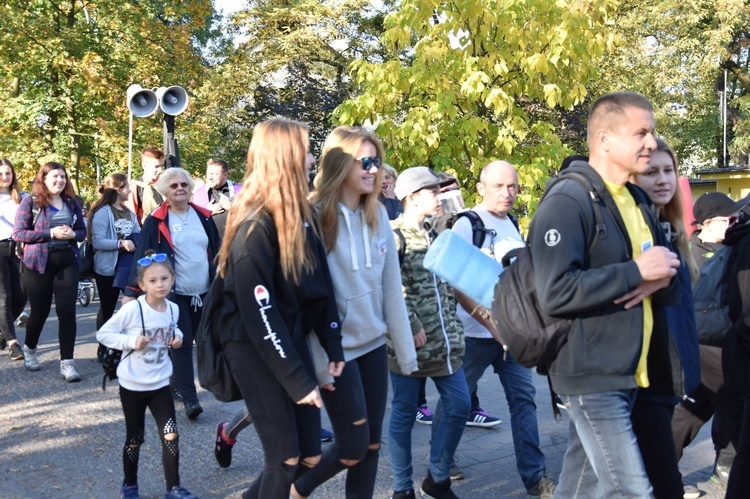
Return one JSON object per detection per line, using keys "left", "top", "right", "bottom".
{"left": 292, "top": 127, "right": 417, "bottom": 499}
{"left": 219, "top": 117, "right": 344, "bottom": 499}
{"left": 631, "top": 136, "right": 701, "bottom": 498}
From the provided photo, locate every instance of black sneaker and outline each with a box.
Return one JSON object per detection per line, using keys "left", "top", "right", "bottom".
{"left": 9, "top": 342, "right": 23, "bottom": 361}
{"left": 392, "top": 489, "right": 416, "bottom": 499}
{"left": 420, "top": 471, "right": 458, "bottom": 499}
{"left": 321, "top": 427, "right": 334, "bottom": 442}
{"left": 214, "top": 422, "right": 236, "bottom": 468}
{"left": 184, "top": 399, "right": 203, "bottom": 420}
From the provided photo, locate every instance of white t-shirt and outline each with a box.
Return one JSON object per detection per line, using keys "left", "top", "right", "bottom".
{"left": 96, "top": 296, "right": 183, "bottom": 392}
{"left": 452, "top": 208, "right": 524, "bottom": 339}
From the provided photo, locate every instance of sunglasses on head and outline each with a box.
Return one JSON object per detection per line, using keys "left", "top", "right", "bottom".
{"left": 355, "top": 156, "right": 381, "bottom": 170}
{"left": 169, "top": 182, "right": 189, "bottom": 190}
{"left": 137, "top": 253, "right": 168, "bottom": 267}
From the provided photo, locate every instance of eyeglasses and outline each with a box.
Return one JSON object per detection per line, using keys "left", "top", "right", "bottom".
{"left": 137, "top": 253, "right": 168, "bottom": 267}
{"left": 355, "top": 156, "right": 381, "bottom": 170}
{"left": 169, "top": 182, "right": 189, "bottom": 190}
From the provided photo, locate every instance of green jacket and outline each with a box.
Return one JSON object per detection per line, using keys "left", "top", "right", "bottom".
{"left": 389, "top": 216, "right": 465, "bottom": 377}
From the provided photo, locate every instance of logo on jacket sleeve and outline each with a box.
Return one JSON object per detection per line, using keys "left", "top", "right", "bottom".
{"left": 254, "top": 285, "right": 270, "bottom": 307}
{"left": 544, "top": 229, "right": 561, "bottom": 247}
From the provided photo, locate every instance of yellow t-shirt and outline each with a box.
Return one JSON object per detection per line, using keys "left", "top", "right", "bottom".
{"left": 604, "top": 181, "right": 654, "bottom": 388}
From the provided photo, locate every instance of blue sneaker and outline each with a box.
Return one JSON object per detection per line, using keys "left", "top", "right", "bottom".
{"left": 321, "top": 427, "right": 334, "bottom": 442}
{"left": 164, "top": 486, "right": 197, "bottom": 498}
{"left": 120, "top": 484, "right": 139, "bottom": 499}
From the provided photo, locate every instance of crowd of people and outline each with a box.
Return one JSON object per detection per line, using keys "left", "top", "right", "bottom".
{"left": 2, "top": 90, "right": 750, "bottom": 499}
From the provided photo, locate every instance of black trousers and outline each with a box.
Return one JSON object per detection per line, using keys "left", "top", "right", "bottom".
{"left": 0, "top": 240, "right": 26, "bottom": 342}
{"left": 22, "top": 249, "right": 78, "bottom": 359}
{"left": 94, "top": 272, "right": 121, "bottom": 330}
{"left": 226, "top": 339, "right": 320, "bottom": 499}
{"left": 170, "top": 293, "right": 204, "bottom": 405}
{"left": 119, "top": 385, "right": 180, "bottom": 490}
{"left": 295, "top": 345, "right": 388, "bottom": 499}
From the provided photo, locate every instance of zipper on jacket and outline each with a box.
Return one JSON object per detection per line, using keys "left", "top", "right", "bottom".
{"left": 426, "top": 232, "right": 452, "bottom": 375}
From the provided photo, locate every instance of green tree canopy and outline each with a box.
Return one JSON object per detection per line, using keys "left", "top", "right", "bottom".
{"left": 335, "top": 0, "right": 618, "bottom": 218}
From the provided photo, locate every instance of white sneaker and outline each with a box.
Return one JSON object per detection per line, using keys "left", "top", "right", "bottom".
{"left": 22, "top": 345, "right": 40, "bottom": 371}
{"left": 683, "top": 484, "right": 700, "bottom": 499}
{"left": 60, "top": 359, "right": 81, "bottom": 382}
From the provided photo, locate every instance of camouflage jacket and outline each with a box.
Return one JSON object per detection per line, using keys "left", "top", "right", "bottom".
{"left": 389, "top": 216, "right": 465, "bottom": 377}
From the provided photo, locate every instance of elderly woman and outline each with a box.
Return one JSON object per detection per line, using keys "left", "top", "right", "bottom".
{"left": 124, "top": 167, "right": 220, "bottom": 419}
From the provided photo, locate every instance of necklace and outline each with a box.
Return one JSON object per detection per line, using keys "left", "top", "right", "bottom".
{"left": 171, "top": 207, "right": 191, "bottom": 225}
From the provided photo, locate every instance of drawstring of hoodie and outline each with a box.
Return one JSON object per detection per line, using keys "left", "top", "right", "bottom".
{"left": 339, "top": 205, "right": 371, "bottom": 271}
{"left": 189, "top": 295, "right": 203, "bottom": 312}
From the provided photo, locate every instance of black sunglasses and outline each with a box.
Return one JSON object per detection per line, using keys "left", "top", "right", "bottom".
{"left": 356, "top": 156, "right": 381, "bottom": 170}
{"left": 169, "top": 182, "right": 189, "bottom": 190}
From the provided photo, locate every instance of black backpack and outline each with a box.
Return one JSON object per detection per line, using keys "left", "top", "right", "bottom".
{"left": 395, "top": 210, "right": 519, "bottom": 266}
{"left": 101, "top": 300, "right": 148, "bottom": 390}
{"left": 490, "top": 171, "right": 608, "bottom": 372}
{"left": 693, "top": 245, "right": 734, "bottom": 346}
{"left": 196, "top": 273, "right": 242, "bottom": 403}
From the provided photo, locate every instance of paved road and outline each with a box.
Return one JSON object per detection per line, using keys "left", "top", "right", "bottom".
{"left": 0, "top": 297, "right": 728, "bottom": 498}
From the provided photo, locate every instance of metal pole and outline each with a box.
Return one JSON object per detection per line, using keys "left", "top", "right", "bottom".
{"left": 128, "top": 111, "right": 133, "bottom": 180}
{"left": 724, "top": 69, "right": 728, "bottom": 167}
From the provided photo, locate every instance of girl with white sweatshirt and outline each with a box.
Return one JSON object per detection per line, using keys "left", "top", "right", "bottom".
{"left": 292, "top": 127, "right": 418, "bottom": 499}
{"left": 97, "top": 251, "right": 196, "bottom": 499}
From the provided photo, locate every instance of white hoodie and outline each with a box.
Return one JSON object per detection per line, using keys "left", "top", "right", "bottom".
{"left": 97, "top": 296, "right": 183, "bottom": 392}
{"left": 310, "top": 203, "right": 417, "bottom": 385}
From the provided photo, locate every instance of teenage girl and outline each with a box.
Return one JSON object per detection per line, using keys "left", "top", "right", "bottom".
{"left": 292, "top": 126, "right": 418, "bottom": 499}
{"left": 218, "top": 117, "right": 344, "bottom": 499}
{"left": 97, "top": 250, "right": 196, "bottom": 499}
{"left": 630, "top": 137, "right": 700, "bottom": 499}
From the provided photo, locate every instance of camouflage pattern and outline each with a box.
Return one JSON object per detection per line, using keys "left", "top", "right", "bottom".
{"left": 387, "top": 216, "right": 465, "bottom": 377}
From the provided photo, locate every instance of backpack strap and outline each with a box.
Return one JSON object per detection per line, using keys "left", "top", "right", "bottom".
{"left": 456, "top": 210, "right": 496, "bottom": 248}
{"left": 542, "top": 171, "right": 608, "bottom": 244}
{"left": 393, "top": 228, "right": 406, "bottom": 268}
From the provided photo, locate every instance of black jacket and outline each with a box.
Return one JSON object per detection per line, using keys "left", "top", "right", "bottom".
{"left": 125, "top": 201, "right": 221, "bottom": 297}
{"left": 220, "top": 215, "right": 344, "bottom": 402}
{"left": 529, "top": 162, "right": 680, "bottom": 395}
{"left": 721, "top": 209, "right": 750, "bottom": 395}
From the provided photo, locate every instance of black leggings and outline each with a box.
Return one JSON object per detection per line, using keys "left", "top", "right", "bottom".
{"left": 226, "top": 340, "right": 321, "bottom": 499}
{"left": 119, "top": 385, "right": 180, "bottom": 490}
{"left": 94, "top": 272, "right": 120, "bottom": 330}
{"left": 0, "top": 240, "right": 26, "bottom": 342}
{"left": 22, "top": 249, "right": 78, "bottom": 359}
{"left": 295, "top": 345, "right": 388, "bottom": 499}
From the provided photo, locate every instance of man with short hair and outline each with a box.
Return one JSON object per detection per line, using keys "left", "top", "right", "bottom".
{"left": 446, "top": 160, "right": 556, "bottom": 497}
{"left": 530, "top": 91, "right": 681, "bottom": 497}
{"left": 125, "top": 147, "right": 165, "bottom": 224}
{"left": 191, "top": 159, "right": 241, "bottom": 235}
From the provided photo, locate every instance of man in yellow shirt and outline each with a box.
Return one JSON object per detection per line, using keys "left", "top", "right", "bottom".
{"left": 529, "top": 92, "right": 681, "bottom": 497}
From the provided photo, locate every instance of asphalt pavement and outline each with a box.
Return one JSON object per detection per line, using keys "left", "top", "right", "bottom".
{"left": 0, "top": 296, "right": 728, "bottom": 498}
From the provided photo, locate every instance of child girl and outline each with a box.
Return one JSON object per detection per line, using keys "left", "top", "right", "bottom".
{"left": 97, "top": 250, "right": 196, "bottom": 499}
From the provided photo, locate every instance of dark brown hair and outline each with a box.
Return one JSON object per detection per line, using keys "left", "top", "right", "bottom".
{"left": 31, "top": 162, "right": 77, "bottom": 208}
{"left": 0, "top": 158, "right": 22, "bottom": 204}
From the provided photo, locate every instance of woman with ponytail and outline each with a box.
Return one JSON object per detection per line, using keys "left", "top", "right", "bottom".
{"left": 89, "top": 174, "right": 139, "bottom": 338}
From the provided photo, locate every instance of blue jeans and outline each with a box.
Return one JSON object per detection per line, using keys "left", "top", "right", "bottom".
{"left": 436, "top": 336, "right": 545, "bottom": 489}
{"left": 389, "top": 368, "right": 470, "bottom": 492}
{"left": 555, "top": 389, "right": 652, "bottom": 498}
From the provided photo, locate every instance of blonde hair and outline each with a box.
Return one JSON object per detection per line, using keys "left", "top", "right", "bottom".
{"left": 649, "top": 137, "right": 699, "bottom": 282}
{"left": 218, "top": 118, "right": 315, "bottom": 283}
{"left": 312, "top": 126, "right": 385, "bottom": 251}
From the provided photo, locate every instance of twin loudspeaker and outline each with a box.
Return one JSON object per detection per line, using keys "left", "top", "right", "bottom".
{"left": 126, "top": 84, "right": 189, "bottom": 117}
